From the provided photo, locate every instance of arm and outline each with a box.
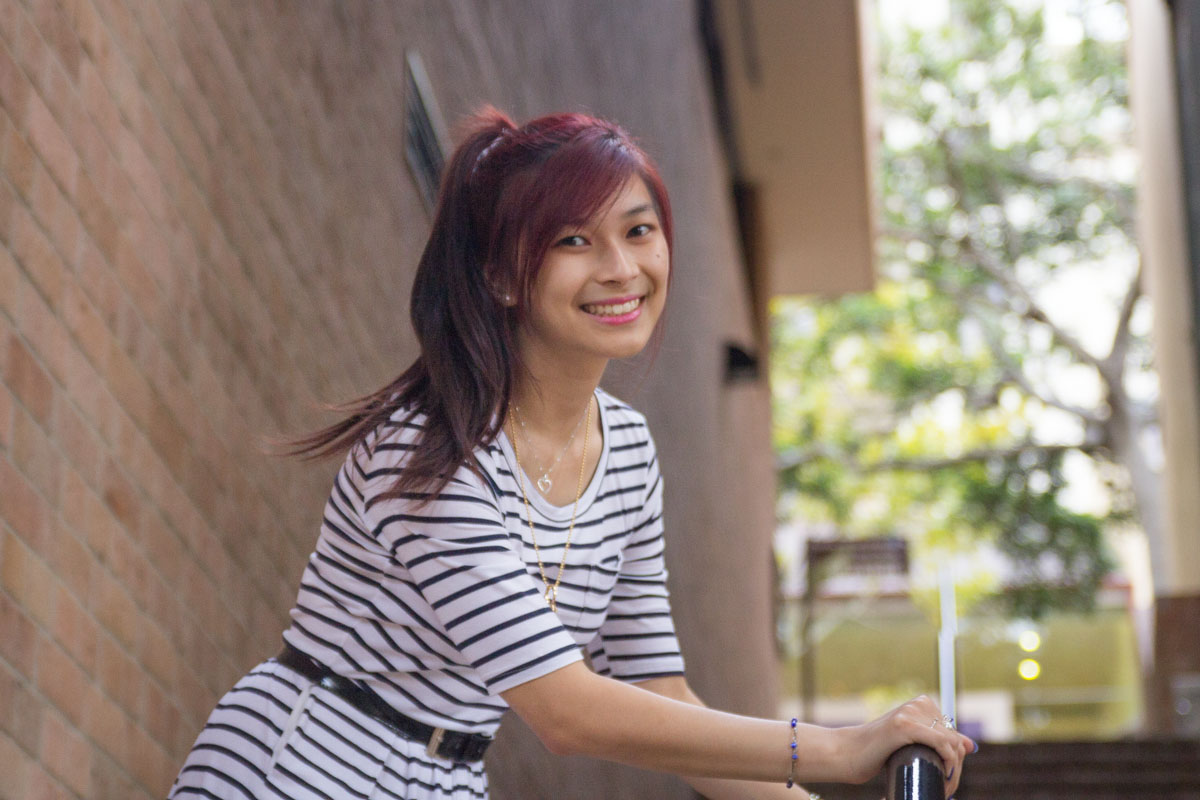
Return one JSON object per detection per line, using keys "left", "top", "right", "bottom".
{"left": 502, "top": 665, "right": 972, "bottom": 794}
{"left": 640, "top": 676, "right": 817, "bottom": 800}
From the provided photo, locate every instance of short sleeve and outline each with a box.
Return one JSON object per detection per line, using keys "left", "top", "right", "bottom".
{"left": 359, "top": 438, "right": 584, "bottom": 695}
{"left": 588, "top": 435, "right": 686, "bottom": 682}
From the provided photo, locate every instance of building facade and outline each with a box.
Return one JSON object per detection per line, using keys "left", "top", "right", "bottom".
{"left": 0, "top": 2, "right": 778, "bottom": 797}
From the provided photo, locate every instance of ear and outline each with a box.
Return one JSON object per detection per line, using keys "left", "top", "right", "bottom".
{"left": 485, "top": 268, "right": 518, "bottom": 307}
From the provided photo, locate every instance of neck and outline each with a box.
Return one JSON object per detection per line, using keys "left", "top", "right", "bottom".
{"left": 511, "top": 340, "right": 607, "bottom": 435}
{"left": 511, "top": 368, "right": 601, "bottom": 437}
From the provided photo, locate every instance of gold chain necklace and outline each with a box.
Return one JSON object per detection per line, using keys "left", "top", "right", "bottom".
{"left": 511, "top": 402, "right": 588, "bottom": 494}
{"left": 508, "top": 396, "right": 593, "bottom": 613}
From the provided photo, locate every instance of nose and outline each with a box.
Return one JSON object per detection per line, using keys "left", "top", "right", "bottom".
{"left": 597, "top": 240, "right": 639, "bottom": 284}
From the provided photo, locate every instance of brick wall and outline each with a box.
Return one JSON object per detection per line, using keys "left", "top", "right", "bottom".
{"left": 0, "top": 2, "right": 777, "bottom": 798}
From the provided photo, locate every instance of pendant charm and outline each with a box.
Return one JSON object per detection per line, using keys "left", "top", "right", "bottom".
{"left": 536, "top": 474, "right": 553, "bottom": 494}
{"left": 544, "top": 584, "right": 558, "bottom": 611}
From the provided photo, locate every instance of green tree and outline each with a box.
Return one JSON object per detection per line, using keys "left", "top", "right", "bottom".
{"left": 773, "top": 0, "right": 1152, "bottom": 617}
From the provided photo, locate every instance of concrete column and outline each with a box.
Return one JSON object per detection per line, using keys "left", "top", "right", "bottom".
{"left": 1127, "top": 0, "right": 1200, "bottom": 734}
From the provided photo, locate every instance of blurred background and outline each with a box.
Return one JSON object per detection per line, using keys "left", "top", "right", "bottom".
{"left": 0, "top": 1, "right": 1197, "bottom": 799}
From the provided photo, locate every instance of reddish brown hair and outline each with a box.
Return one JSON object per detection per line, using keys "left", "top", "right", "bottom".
{"left": 289, "top": 107, "right": 673, "bottom": 498}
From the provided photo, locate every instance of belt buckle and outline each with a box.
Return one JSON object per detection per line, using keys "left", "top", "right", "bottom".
{"left": 426, "top": 726, "right": 446, "bottom": 759}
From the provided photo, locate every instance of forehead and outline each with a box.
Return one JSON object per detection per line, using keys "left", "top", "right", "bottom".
{"left": 585, "top": 176, "right": 656, "bottom": 225}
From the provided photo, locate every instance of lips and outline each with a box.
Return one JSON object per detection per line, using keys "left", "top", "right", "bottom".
{"left": 581, "top": 296, "right": 643, "bottom": 317}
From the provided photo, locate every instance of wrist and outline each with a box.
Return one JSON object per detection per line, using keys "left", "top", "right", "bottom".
{"left": 821, "top": 723, "right": 860, "bottom": 784}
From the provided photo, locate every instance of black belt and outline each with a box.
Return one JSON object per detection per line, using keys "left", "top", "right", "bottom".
{"left": 275, "top": 643, "right": 492, "bottom": 763}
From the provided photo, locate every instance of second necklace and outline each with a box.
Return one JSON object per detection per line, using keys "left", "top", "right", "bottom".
{"left": 508, "top": 396, "right": 594, "bottom": 613}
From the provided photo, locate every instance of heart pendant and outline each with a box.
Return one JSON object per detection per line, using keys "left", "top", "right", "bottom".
{"left": 536, "top": 475, "right": 552, "bottom": 494}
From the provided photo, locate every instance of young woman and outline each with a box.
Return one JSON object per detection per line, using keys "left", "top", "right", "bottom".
{"left": 167, "top": 108, "right": 973, "bottom": 800}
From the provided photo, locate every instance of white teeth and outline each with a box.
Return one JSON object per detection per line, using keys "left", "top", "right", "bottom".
{"left": 583, "top": 297, "right": 641, "bottom": 316}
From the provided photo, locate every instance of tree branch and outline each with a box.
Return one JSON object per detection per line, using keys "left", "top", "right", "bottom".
{"left": 1005, "top": 162, "right": 1137, "bottom": 231}
{"left": 958, "top": 230, "right": 1108, "bottom": 373}
{"left": 1101, "top": 257, "right": 1143, "bottom": 385}
{"left": 778, "top": 439, "right": 1106, "bottom": 474}
{"left": 938, "top": 134, "right": 1109, "bottom": 376}
{"left": 931, "top": 275, "right": 1106, "bottom": 423}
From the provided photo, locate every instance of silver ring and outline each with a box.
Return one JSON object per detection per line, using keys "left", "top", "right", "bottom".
{"left": 930, "top": 718, "right": 939, "bottom": 728}
{"left": 941, "top": 714, "right": 955, "bottom": 730}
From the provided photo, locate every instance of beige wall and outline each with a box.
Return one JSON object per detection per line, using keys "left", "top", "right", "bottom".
{"left": 0, "top": 1, "right": 777, "bottom": 797}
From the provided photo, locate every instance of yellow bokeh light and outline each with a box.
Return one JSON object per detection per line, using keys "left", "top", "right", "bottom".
{"left": 1018, "top": 630, "right": 1042, "bottom": 652}
{"left": 1018, "top": 658, "right": 1041, "bottom": 680}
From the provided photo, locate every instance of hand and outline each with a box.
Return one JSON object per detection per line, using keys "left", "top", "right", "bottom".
{"left": 835, "top": 695, "right": 975, "bottom": 797}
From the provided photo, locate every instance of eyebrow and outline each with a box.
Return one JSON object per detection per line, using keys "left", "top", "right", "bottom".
{"left": 621, "top": 203, "right": 654, "bottom": 218}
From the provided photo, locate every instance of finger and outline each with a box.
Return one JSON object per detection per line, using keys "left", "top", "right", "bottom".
{"left": 944, "top": 733, "right": 971, "bottom": 795}
{"left": 946, "top": 768, "right": 961, "bottom": 798}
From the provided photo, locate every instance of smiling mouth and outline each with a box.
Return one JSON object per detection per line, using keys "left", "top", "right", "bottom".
{"left": 581, "top": 296, "right": 644, "bottom": 317}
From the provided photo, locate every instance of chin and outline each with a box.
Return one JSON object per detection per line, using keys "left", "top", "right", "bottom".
{"left": 603, "top": 333, "right": 656, "bottom": 360}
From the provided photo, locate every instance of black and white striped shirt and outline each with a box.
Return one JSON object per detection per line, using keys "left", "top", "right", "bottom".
{"left": 281, "top": 388, "right": 685, "bottom": 736}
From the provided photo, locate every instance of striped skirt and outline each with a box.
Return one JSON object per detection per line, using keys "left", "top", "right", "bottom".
{"left": 168, "top": 660, "right": 489, "bottom": 800}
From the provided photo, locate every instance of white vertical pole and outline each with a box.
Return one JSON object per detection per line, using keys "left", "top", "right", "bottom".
{"left": 938, "top": 564, "right": 957, "bottom": 724}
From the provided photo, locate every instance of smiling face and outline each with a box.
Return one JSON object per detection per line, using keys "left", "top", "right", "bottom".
{"left": 515, "top": 176, "right": 670, "bottom": 374}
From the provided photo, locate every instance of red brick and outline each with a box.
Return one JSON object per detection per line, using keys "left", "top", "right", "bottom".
{"left": 70, "top": 65, "right": 116, "bottom": 187}
{"left": 0, "top": 241, "right": 17, "bottom": 322}
{"left": 112, "top": 233, "right": 161, "bottom": 319}
{"left": 1, "top": 123, "right": 35, "bottom": 200}
{"left": 10, "top": 404, "right": 62, "bottom": 510}
{"left": 0, "top": 385, "right": 12, "bottom": 451}
{"left": 31, "top": 0, "right": 84, "bottom": 81}
{"left": 40, "top": 517, "right": 92, "bottom": 599}
{"left": 0, "top": 728, "right": 36, "bottom": 800}
{"left": 25, "top": 765, "right": 73, "bottom": 800}
{"left": 12, "top": 274, "right": 70, "bottom": 390}
{"left": 0, "top": 458, "right": 49, "bottom": 559}
{"left": 88, "top": 568, "right": 139, "bottom": 652}
{"left": 140, "top": 679, "right": 184, "bottom": 755}
{"left": 51, "top": 399, "right": 101, "bottom": 487}
{"left": 122, "top": 721, "right": 174, "bottom": 796}
{"left": 72, "top": 172, "right": 119, "bottom": 264}
{"left": 0, "top": 590, "right": 38, "bottom": 677}
{"left": 100, "top": 458, "right": 140, "bottom": 533}
{"left": 38, "top": 711, "right": 91, "bottom": 797}
{"left": 139, "top": 520, "right": 183, "bottom": 588}
{"left": 0, "top": 151, "right": 13, "bottom": 238}
{"left": 24, "top": 93, "right": 78, "bottom": 196}
{"left": 104, "top": 341, "right": 152, "bottom": 431}
{"left": 9, "top": 205, "right": 64, "bottom": 315}
{"left": 95, "top": 633, "right": 141, "bottom": 719}
{"left": 59, "top": 281, "right": 110, "bottom": 372}
{"left": 0, "top": 664, "right": 44, "bottom": 754}
{"left": 77, "top": 681, "right": 122, "bottom": 756}
{"left": 33, "top": 637, "right": 88, "bottom": 725}
{"left": 50, "top": 584, "right": 96, "bottom": 672}
{"left": 57, "top": 467, "right": 97, "bottom": 540}
{"left": 0, "top": 37, "right": 30, "bottom": 124}
{"left": 88, "top": 749, "right": 140, "bottom": 800}
{"left": 0, "top": 531, "right": 58, "bottom": 629}
{"left": 136, "top": 623, "right": 176, "bottom": 692}
{"left": 5, "top": 333, "right": 54, "bottom": 425}
{"left": 29, "top": 156, "right": 79, "bottom": 267}
{"left": 74, "top": 239, "right": 120, "bottom": 330}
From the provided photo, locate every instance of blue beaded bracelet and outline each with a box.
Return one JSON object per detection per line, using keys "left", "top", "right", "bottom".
{"left": 786, "top": 717, "right": 798, "bottom": 788}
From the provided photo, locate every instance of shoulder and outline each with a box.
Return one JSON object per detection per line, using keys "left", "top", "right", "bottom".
{"left": 597, "top": 388, "right": 652, "bottom": 440}
{"left": 597, "top": 388, "right": 658, "bottom": 471}
{"left": 350, "top": 406, "right": 501, "bottom": 505}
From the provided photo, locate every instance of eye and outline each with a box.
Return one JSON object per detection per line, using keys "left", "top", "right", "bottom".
{"left": 555, "top": 234, "right": 588, "bottom": 248}
{"left": 628, "top": 223, "right": 655, "bottom": 238}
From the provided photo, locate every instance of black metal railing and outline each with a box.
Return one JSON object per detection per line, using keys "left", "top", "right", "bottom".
{"left": 885, "top": 744, "right": 945, "bottom": 800}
